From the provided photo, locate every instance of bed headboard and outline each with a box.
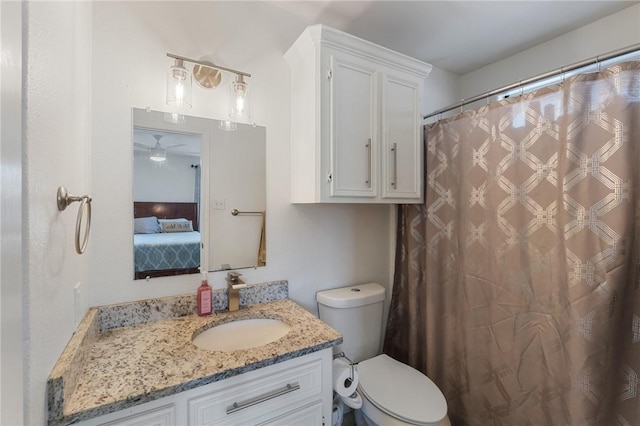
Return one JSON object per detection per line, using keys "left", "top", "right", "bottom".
{"left": 133, "top": 202, "right": 199, "bottom": 231}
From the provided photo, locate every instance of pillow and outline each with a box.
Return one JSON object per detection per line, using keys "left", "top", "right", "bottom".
{"left": 158, "top": 218, "right": 189, "bottom": 223}
{"left": 134, "top": 216, "right": 161, "bottom": 234}
{"left": 160, "top": 219, "right": 194, "bottom": 233}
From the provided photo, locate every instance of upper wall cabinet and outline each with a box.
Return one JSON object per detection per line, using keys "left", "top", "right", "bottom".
{"left": 285, "top": 25, "right": 432, "bottom": 204}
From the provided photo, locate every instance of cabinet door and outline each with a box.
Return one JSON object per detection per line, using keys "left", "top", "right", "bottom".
{"left": 381, "top": 73, "right": 423, "bottom": 201}
{"left": 328, "top": 51, "right": 378, "bottom": 198}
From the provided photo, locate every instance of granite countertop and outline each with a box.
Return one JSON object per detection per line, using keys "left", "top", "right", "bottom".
{"left": 47, "top": 283, "right": 342, "bottom": 425}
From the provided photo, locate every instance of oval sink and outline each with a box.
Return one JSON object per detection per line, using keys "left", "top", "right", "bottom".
{"left": 193, "top": 318, "right": 291, "bottom": 351}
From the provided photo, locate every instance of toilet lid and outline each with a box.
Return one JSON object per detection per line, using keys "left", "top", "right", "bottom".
{"left": 357, "top": 354, "right": 447, "bottom": 425}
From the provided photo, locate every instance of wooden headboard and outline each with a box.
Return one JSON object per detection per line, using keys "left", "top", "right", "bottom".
{"left": 133, "top": 202, "right": 199, "bottom": 231}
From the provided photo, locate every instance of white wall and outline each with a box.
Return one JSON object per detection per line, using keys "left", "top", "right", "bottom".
{"left": 209, "top": 125, "right": 266, "bottom": 270}
{"left": 1, "top": 2, "right": 24, "bottom": 424}
{"left": 23, "top": 2, "right": 92, "bottom": 424}
{"left": 461, "top": 3, "right": 640, "bottom": 98}
{"left": 134, "top": 151, "right": 198, "bottom": 202}
{"left": 89, "top": 2, "right": 460, "bottom": 314}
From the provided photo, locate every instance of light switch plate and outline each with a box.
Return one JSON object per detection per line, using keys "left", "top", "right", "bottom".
{"left": 74, "top": 282, "right": 82, "bottom": 325}
{"left": 213, "top": 198, "right": 225, "bottom": 210}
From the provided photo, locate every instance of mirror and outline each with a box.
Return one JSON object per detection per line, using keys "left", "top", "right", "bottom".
{"left": 132, "top": 108, "right": 266, "bottom": 279}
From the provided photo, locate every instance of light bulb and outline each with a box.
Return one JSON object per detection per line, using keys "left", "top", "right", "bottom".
{"left": 229, "top": 75, "right": 250, "bottom": 121}
{"left": 166, "top": 59, "right": 192, "bottom": 109}
{"left": 219, "top": 120, "right": 238, "bottom": 132}
{"left": 149, "top": 146, "right": 167, "bottom": 162}
{"left": 164, "top": 112, "right": 186, "bottom": 124}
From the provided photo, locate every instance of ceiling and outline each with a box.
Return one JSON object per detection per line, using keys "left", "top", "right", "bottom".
{"left": 266, "top": 1, "right": 639, "bottom": 75}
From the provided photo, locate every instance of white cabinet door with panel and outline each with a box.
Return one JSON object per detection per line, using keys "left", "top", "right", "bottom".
{"left": 328, "top": 49, "right": 377, "bottom": 199}
{"left": 381, "top": 71, "right": 423, "bottom": 201}
{"left": 286, "top": 24, "right": 431, "bottom": 204}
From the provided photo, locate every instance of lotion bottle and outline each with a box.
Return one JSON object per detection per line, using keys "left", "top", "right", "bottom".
{"left": 197, "top": 270, "right": 213, "bottom": 316}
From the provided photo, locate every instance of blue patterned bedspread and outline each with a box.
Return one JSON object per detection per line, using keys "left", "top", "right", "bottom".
{"left": 134, "top": 231, "right": 200, "bottom": 272}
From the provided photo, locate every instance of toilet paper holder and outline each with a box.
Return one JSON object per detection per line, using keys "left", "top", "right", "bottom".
{"left": 333, "top": 352, "right": 355, "bottom": 384}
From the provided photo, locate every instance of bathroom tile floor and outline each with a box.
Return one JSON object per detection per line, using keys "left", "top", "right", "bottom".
{"left": 342, "top": 410, "right": 356, "bottom": 426}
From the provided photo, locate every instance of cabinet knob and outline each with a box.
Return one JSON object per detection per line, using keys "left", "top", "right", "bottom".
{"left": 327, "top": 172, "right": 332, "bottom": 182}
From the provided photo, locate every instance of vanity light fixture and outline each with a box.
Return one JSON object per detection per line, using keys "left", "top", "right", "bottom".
{"left": 166, "top": 58, "right": 192, "bottom": 110}
{"left": 229, "top": 74, "right": 251, "bottom": 122}
{"left": 165, "top": 53, "right": 252, "bottom": 124}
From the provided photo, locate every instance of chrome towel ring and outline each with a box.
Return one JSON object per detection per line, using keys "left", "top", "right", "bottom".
{"left": 57, "top": 186, "right": 92, "bottom": 254}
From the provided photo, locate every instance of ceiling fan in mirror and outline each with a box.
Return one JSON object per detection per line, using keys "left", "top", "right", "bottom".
{"left": 134, "top": 134, "right": 186, "bottom": 163}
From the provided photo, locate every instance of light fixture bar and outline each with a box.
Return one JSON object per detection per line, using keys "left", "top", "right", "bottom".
{"left": 166, "top": 53, "right": 251, "bottom": 78}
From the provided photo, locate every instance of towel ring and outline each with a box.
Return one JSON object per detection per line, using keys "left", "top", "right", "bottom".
{"left": 57, "top": 186, "right": 92, "bottom": 254}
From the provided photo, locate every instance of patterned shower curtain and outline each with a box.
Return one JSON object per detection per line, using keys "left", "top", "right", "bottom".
{"left": 384, "top": 62, "right": 640, "bottom": 425}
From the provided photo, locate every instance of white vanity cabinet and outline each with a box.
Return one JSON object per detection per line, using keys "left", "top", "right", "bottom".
{"left": 285, "top": 25, "right": 432, "bottom": 204}
{"left": 75, "top": 349, "right": 332, "bottom": 426}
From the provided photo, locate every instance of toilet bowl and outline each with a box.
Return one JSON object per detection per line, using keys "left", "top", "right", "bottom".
{"left": 356, "top": 355, "right": 449, "bottom": 426}
{"left": 316, "top": 283, "right": 449, "bottom": 426}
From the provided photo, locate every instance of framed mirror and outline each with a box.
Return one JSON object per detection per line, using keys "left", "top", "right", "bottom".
{"left": 132, "top": 108, "right": 266, "bottom": 279}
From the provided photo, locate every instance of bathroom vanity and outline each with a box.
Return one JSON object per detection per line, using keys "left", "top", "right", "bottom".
{"left": 47, "top": 282, "right": 342, "bottom": 425}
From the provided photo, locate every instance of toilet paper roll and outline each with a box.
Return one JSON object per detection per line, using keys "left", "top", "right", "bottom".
{"left": 333, "top": 358, "right": 359, "bottom": 397}
{"left": 340, "top": 391, "right": 363, "bottom": 410}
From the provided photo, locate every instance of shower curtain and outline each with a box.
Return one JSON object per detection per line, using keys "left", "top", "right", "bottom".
{"left": 384, "top": 62, "right": 640, "bottom": 425}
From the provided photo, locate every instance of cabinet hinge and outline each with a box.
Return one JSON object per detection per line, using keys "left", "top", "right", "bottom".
{"left": 327, "top": 68, "right": 332, "bottom": 80}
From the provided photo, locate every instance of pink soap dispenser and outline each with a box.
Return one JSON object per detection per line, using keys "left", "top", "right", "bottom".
{"left": 197, "top": 270, "right": 212, "bottom": 316}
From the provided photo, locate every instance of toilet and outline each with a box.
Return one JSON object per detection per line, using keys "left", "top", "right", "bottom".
{"left": 317, "top": 283, "right": 450, "bottom": 426}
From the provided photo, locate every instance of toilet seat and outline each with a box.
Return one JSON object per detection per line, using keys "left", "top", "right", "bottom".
{"left": 357, "top": 354, "right": 448, "bottom": 425}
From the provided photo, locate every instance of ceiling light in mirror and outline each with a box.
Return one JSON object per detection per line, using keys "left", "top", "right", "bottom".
{"left": 149, "top": 144, "right": 167, "bottom": 162}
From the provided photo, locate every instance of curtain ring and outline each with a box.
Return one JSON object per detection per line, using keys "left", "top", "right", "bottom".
{"left": 596, "top": 55, "right": 601, "bottom": 72}
{"left": 460, "top": 99, "right": 464, "bottom": 114}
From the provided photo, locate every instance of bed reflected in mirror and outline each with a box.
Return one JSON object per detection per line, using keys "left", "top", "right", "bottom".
{"left": 132, "top": 108, "right": 267, "bottom": 280}
{"left": 133, "top": 128, "right": 203, "bottom": 279}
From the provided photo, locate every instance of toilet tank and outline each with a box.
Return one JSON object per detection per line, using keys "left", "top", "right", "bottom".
{"left": 316, "top": 283, "right": 385, "bottom": 363}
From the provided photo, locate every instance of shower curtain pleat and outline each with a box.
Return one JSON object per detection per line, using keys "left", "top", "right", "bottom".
{"left": 194, "top": 165, "right": 201, "bottom": 230}
{"left": 384, "top": 61, "right": 640, "bottom": 425}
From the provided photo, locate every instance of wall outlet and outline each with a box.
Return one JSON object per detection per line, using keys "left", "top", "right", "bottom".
{"left": 74, "top": 282, "right": 82, "bottom": 325}
{"left": 213, "top": 198, "right": 225, "bottom": 210}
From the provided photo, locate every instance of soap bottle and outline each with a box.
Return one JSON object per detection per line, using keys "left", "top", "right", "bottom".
{"left": 197, "top": 270, "right": 212, "bottom": 316}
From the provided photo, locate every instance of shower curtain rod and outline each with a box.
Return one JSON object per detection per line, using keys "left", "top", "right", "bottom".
{"left": 423, "top": 42, "right": 640, "bottom": 121}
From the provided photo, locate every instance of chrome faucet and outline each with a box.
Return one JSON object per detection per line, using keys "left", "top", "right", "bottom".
{"left": 226, "top": 272, "right": 244, "bottom": 312}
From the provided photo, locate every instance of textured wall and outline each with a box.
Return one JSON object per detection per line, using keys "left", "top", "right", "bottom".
{"left": 88, "top": 1, "right": 460, "bottom": 312}
{"left": 23, "top": 2, "right": 92, "bottom": 424}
